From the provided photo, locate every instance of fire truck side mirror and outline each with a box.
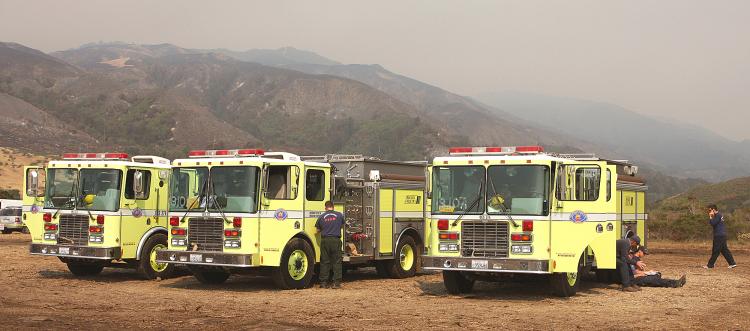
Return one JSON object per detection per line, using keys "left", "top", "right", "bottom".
{"left": 26, "top": 169, "right": 39, "bottom": 197}
{"left": 133, "top": 170, "right": 145, "bottom": 199}
{"left": 424, "top": 166, "right": 432, "bottom": 199}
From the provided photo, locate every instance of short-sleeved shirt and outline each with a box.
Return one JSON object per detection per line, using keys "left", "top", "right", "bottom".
{"left": 315, "top": 210, "right": 344, "bottom": 238}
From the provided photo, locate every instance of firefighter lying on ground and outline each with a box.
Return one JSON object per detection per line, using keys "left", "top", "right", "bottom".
{"left": 629, "top": 247, "right": 687, "bottom": 288}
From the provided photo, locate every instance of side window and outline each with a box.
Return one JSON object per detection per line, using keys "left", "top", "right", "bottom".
{"left": 305, "top": 169, "right": 325, "bottom": 201}
{"left": 556, "top": 165, "right": 601, "bottom": 201}
{"left": 125, "top": 169, "right": 151, "bottom": 200}
{"left": 575, "top": 167, "right": 601, "bottom": 201}
{"left": 267, "top": 166, "right": 299, "bottom": 200}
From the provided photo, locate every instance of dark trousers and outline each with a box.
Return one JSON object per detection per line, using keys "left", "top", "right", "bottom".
{"left": 616, "top": 258, "right": 633, "bottom": 287}
{"left": 633, "top": 274, "right": 678, "bottom": 288}
{"left": 707, "top": 235, "right": 736, "bottom": 267}
{"left": 319, "top": 236, "right": 342, "bottom": 283}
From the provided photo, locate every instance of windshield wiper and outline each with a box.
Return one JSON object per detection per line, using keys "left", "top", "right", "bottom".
{"left": 179, "top": 175, "right": 209, "bottom": 224}
{"left": 52, "top": 172, "right": 78, "bottom": 219}
{"left": 487, "top": 177, "right": 519, "bottom": 227}
{"left": 452, "top": 179, "right": 484, "bottom": 226}
{"left": 77, "top": 178, "right": 95, "bottom": 221}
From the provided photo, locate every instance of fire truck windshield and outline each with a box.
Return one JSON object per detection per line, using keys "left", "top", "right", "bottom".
{"left": 76, "top": 169, "right": 122, "bottom": 212}
{"left": 431, "top": 166, "right": 485, "bottom": 214}
{"left": 44, "top": 168, "right": 78, "bottom": 210}
{"left": 170, "top": 166, "right": 260, "bottom": 213}
{"left": 431, "top": 165, "right": 550, "bottom": 216}
{"left": 43, "top": 168, "right": 123, "bottom": 212}
{"left": 486, "top": 165, "right": 549, "bottom": 216}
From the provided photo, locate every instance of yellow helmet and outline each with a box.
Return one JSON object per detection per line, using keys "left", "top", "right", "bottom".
{"left": 489, "top": 194, "right": 505, "bottom": 209}
{"left": 83, "top": 194, "right": 95, "bottom": 205}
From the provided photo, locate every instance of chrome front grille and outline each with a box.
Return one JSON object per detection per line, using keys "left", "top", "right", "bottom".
{"left": 188, "top": 218, "right": 224, "bottom": 252}
{"left": 58, "top": 214, "right": 89, "bottom": 246}
{"left": 461, "top": 221, "right": 509, "bottom": 258}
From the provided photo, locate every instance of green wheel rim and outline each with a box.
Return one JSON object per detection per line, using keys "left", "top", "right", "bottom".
{"left": 566, "top": 272, "right": 578, "bottom": 287}
{"left": 399, "top": 244, "right": 414, "bottom": 271}
{"left": 150, "top": 243, "right": 169, "bottom": 273}
{"left": 288, "top": 249, "right": 308, "bottom": 281}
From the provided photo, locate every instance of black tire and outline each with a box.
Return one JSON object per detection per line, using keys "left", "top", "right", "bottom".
{"left": 21, "top": 226, "right": 30, "bottom": 234}
{"left": 137, "top": 233, "right": 175, "bottom": 280}
{"left": 67, "top": 263, "right": 104, "bottom": 276}
{"left": 550, "top": 257, "right": 584, "bottom": 297}
{"left": 1, "top": 229, "right": 11, "bottom": 234}
{"left": 443, "top": 270, "right": 475, "bottom": 294}
{"left": 272, "top": 238, "right": 315, "bottom": 289}
{"left": 189, "top": 266, "right": 231, "bottom": 284}
{"left": 386, "top": 235, "right": 419, "bottom": 278}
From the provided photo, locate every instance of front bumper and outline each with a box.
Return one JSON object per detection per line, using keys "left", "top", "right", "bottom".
{"left": 29, "top": 243, "right": 121, "bottom": 260}
{"left": 422, "top": 255, "right": 550, "bottom": 274}
{"left": 156, "top": 250, "right": 253, "bottom": 267}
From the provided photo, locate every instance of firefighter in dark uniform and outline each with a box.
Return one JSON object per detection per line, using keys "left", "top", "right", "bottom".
{"left": 704, "top": 204, "right": 737, "bottom": 269}
{"left": 315, "top": 201, "right": 344, "bottom": 289}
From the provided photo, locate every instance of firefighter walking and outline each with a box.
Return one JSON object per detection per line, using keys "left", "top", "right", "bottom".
{"left": 316, "top": 201, "right": 344, "bottom": 288}
{"left": 704, "top": 204, "right": 737, "bottom": 269}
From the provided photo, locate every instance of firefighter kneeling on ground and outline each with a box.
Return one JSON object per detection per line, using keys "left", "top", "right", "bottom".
{"left": 616, "top": 235, "right": 644, "bottom": 292}
{"left": 630, "top": 246, "right": 686, "bottom": 288}
{"left": 316, "top": 201, "right": 344, "bottom": 289}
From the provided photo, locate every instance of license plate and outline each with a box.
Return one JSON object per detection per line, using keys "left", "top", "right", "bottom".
{"left": 59, "top": 247, "right": 70, "bottom": 255}
{"left": 189, "top": 254, "right": 203, "bottom": 262}
{"left": 471, "top": 260, "right": 488, "bottom": 269}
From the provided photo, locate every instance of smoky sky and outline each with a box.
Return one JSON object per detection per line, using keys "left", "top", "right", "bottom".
{"left": 2, "top": 0, "right": 749, "bottom": 141}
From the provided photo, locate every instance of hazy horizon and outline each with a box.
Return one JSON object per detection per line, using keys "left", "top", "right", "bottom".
{"left": 2, "top": 0, "right": 748, "bottom": 141}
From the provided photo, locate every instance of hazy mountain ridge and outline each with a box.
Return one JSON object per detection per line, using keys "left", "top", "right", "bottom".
{"left": 475, "top": 91, "right": 750, "bottom": 182}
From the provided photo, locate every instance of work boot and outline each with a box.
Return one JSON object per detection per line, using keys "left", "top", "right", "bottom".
{"left": 678, "top": 275, "right": 686, "bottom": 287}
{"left": 319, "top": 281, "right": 329, "bottom": 289}
{"left": 621, "top": 286, "right": 638, "bottom": 292}
{"left": 331, "top": 281, "right": 341, "bottom": 289}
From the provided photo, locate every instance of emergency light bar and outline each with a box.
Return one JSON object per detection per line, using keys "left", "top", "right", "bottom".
{"left": 62, "top": 152, "right": 130, "bottom": 160}
{"left": 448, "top": 146, "right": 544, "bottom": 156}
{"left": 187, "top": 149, "right": 265, "bottom": 158}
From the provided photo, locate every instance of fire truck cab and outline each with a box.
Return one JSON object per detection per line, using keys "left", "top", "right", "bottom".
{"left": 157, "top": 149, "right": 427, "bottom": 289}
{"left": 23, "top": 153, "right": 174, "bottom": 279}
{"left": 422, "top": 146, "right": 647, "bottom": 297}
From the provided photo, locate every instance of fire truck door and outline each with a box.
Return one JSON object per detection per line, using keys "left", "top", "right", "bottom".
{"left": 22, "top": 166, "right": 46, "bottom": 238}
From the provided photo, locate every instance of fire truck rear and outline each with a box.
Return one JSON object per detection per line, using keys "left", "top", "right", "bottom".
{"left": 23, "top": 153, "right": 174, "bottom": 279}
{"left": 157, "top": 149, "right": 427, "bottom": 289}
{"left": 422, "top": 146, "right": 647, "bottom": 297}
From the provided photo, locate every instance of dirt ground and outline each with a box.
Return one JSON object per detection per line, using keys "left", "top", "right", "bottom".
{"left": 1, "top": 234, "right": 748, "bottom": 330}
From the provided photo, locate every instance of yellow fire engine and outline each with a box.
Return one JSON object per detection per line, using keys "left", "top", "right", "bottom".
{"left": 422, "top": 146, "right": 647, "bottom": 296}
{"left": 23, "top": 153, "right": 175, "bottom": 279}
{"left": 156, "top": 149, "right": 426, "bottom": 289}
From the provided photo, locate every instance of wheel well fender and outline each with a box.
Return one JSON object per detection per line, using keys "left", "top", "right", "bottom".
{"left": 396, "top": 227, "right": 423, "bottom": 249}
{"left": 136, "top": 227, "right": 168, "bottom": 260}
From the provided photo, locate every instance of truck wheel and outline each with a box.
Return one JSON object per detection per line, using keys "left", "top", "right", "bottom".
{"left": 22, "top": 226, "right": 30, "bottom": 234}
{"left": 443, "top": 270, "right": 474, "bottom": 294}
{"left": 67, "top": 263, "right": 104, "bottom": 276}
{"left": 272, "top": 238, "right": 315, "bottom": 289}
{"left": 550, "top": 257, "right": 583, "bottom": 297}
{"left": 189, "top": 266, "right": 231, "bottom": 284}
{"left": 386, "top": 235, "right": 418, "bottom": 278}
{"left": 137, "top": 233, "right": 175, "bottom": 280}
{"left": 1, "top": 229, "right": 11, "bottom": 234}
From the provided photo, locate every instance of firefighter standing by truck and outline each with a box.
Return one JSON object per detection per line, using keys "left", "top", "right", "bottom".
{"left": 316, "top": 201, "right": 344, "bottom": 289}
